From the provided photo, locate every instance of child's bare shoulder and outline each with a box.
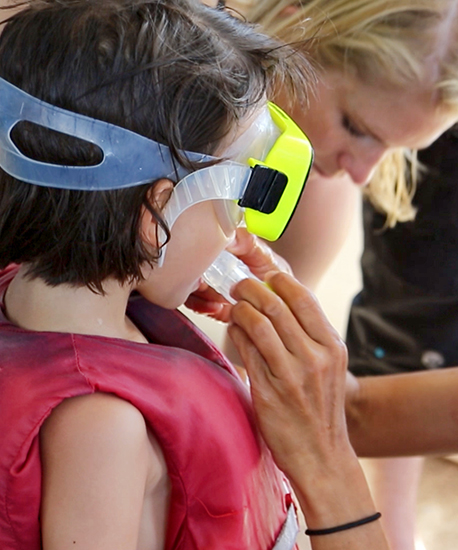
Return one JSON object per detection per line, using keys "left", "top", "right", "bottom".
{"left": 40, "top": 392, "right": 152, "bottom": 462}
{"left": 40, "top": 392, "right": 164, "bottom": 480}
{"left": 40, "top": 393, "right": 168, "bottom": 549}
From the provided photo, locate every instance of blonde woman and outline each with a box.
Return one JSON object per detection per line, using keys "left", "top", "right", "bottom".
{"left": 216, "top": 2, "right": 458, "bottom": 549}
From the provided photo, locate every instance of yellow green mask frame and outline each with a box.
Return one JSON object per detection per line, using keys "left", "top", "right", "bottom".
{"left": 241, "top": 102, "right": 314, "bottom": 241}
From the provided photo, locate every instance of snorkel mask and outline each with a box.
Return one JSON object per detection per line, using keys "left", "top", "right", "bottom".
{"left": 158, "top": 102, "right": 313, "bottom": 264}
{"left": 0, "top": 77, "right": 313, "bottom": 298}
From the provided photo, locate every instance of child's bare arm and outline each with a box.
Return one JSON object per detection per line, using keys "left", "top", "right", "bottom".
{"left": 228, "top": 273, "right": 388, "bottom": 550}
{"left": 40, "top": 393, "right": 168, "bottom": 550}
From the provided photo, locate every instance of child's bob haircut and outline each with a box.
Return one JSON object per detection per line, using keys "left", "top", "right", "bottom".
{"left": 0, "top": 0, "right": 311, "bottom": 292}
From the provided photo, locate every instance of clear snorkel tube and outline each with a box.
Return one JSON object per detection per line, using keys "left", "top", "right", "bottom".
{"left": 157, "top": 162, "right": 251, "bottom": 263}
{"left": 159, "top": 162, "right": 262, "bottom": 303}
{"left": 156, "top": 160, "right": 262, "bottom": 302}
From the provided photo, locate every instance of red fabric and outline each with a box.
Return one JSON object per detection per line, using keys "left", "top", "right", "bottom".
{"left": 0, "top": 266, "right": 288, "bottom": 550}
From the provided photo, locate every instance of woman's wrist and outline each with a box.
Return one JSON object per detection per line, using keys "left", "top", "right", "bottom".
{"left": 290, "top": 448, "right": 377, "bottom": 530}
{"left": 304, "top": 512, "right": 381, "bottom": 536}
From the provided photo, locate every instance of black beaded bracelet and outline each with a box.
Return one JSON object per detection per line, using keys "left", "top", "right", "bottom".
{"left": 305, "top": 512, "right": 382, "bottom": 536}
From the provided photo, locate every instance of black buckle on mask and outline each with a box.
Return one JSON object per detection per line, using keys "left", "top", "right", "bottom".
{"left": 238, "top": 165, "right": 288, "bottom": 214}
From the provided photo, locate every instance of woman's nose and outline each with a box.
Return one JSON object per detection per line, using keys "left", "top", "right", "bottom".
{"left": 337, "top": 146, "right": 386, "bottom": 185}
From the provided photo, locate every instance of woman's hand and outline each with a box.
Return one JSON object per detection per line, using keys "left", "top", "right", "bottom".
{"left": 227, "top": 271, "right": 349, "bottom": 477}
{"left": 227, "top": 273, "right": 388, "bottom": 550}
{"left": 184, "top": 228, "right": 292, "bottom": 322}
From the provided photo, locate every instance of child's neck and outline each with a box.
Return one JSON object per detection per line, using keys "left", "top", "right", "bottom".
{"left": 4, "top": 265, "right": 148, "bottom": 343}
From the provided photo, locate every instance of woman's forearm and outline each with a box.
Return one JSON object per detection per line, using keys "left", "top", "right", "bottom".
{"left": 346, "top": 368, "right": 458, "bottom": 456}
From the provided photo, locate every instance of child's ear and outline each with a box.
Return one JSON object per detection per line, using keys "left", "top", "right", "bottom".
{"left": 140, "top": 178, "right": 174, "bottom": 247}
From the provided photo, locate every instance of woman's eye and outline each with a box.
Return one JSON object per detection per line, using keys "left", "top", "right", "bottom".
{"left": 342, "top": 114, "right": 366, "bottom": 138}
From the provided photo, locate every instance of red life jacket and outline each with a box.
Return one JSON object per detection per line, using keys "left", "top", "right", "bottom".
{"left": 0, "top": 266, "right": 291, "bottom": 550}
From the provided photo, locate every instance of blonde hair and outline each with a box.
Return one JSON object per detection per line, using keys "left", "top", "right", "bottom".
{"left": 241, "top": 0, "right": 458, "bottom": 225}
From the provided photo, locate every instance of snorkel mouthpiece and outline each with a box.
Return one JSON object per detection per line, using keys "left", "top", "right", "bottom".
{"left": 202, "top": 249, "right": 261, "bottom": 305}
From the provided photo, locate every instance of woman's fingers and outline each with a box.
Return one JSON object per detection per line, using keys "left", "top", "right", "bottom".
{"left": 263, "top": 272, "right": 343, "bottom": 346}
{"left": 229, "top": 273, "right": 348, "bottom": 416}
{"left": 227, "top": 323, "right": 271, "bottom": 388}
{"left": 184, "top": 281, "right": 233, "bottom": 321}
{"left": 230, "top": 297, "right": 295, "bottom": 380}
{"left": 231, "top": 272, "right": 344, "bottom": 361}
{"left": 226, "top": 228, "right": 293, "bottom": 279}
{"left": 228, "top": 279, "right": 350, "bottom": 478}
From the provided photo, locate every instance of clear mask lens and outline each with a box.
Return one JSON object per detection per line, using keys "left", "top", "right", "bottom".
{"left": 223, "top": 106, "right": 281, "bottom": 165}
{"left": 210, "top": 107, "right": 281, "bottom": 236}
{"left": 212, "top": 199, "right": 244, "bottom": 237}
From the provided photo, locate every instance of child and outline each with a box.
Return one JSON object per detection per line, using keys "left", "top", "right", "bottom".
{"left": 0, "top": 0, "right": 313, "bottom": 548}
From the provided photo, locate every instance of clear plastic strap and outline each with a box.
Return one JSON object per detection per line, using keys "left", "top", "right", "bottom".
{"left": 163, "top": 162, "right": 250, "bottom": 229}
{"left": 157, "top": 163, "right": 251, "bottom": 266}
{"left": 0, "top": 77, "right": 211, "bottom": 190}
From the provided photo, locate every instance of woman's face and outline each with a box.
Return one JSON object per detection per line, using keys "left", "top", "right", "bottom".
{"left": 283, "top": 70, "right": 457, "bottom": 186}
